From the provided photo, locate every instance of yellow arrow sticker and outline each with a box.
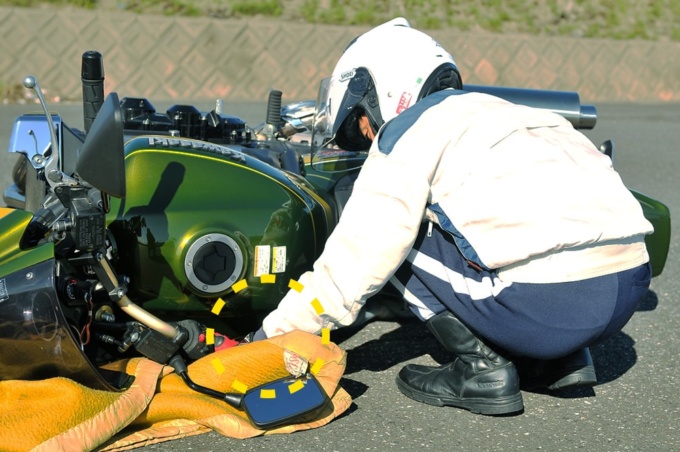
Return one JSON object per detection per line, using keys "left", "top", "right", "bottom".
{"left": 211, "top": 298, "right": 226, "bottom": 315}
{"left": 232, "top": 279, "right": 248, "bottom": 293}
{"left": 310, "top": 358, "right": 325, "bottom": 375}
{"left": 288, "top": 379, "right": 305, "bottom": 394}
{"left": 321, "top": 327, "right": 331, "bottom": 345}
{"left": 232, "top": 380, "right": 248, "bottom": 394}
{"left": 288, "top": 279, "right": 304, "bottom": 292}
{"left": 260, "top": 389, "right": 276, "bottom": 399}
{"left": 311, "top": 298, "right": 324, "bottom": 315}
{"left": 212, "top": 358, "right": 225, "bottom": 374}
{"left": 260, "top": 274, "right": 276, "bottom": 284}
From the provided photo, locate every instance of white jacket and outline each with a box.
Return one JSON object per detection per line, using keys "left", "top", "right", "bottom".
{"left": 262, "top": 90, "right": 653, "bottom": 337}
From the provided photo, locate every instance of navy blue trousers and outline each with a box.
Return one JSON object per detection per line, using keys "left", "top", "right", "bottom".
{"left": 391, "top": 223, "right": 652, "bottom": 359}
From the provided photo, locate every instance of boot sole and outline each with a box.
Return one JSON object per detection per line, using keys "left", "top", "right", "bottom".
{"left": 395, "top": 376, "right": 524, "bottom": 416}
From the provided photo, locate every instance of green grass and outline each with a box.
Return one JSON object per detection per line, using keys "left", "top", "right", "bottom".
{"left": 1, "top": 0, "right": 678, "bottom": 40}
{"left": 231, "top": 0, "right": 282, "bottom": 17}
{"left": 0, "top": 0, "right": 96, "bottom": 7}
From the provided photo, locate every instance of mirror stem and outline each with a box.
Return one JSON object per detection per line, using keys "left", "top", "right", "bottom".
{"left": 168, "top": 355, "right": 244, "bottom": 408}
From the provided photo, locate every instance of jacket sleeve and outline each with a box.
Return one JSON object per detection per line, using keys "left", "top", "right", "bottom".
{"left": 261, "top": 147, "right": 434, "bottom": 337}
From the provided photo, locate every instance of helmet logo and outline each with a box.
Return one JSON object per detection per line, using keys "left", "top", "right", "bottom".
{"left": 339, "top": 70, "right": 355, "bottom": 82}
{"left": 396, "top": 92, "right": 412, "bottom": 114}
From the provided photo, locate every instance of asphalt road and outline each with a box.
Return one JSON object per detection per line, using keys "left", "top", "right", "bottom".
{"left": 1, "top": 100, "right": 678, "bottom": 451}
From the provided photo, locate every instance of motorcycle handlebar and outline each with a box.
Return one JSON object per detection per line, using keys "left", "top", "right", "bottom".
{"left": 81, "top": 50, "right": 105, "bottom": 134}
{"left": 116, "top": 293, "right": 178, "bottom": 339}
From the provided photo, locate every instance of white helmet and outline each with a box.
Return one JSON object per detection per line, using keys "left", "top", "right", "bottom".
{"left": 313, "top": 17, "right": 462, "bottom": 152}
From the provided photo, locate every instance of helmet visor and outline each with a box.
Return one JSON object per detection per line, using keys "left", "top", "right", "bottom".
{"left": 310, "top": 76, "right": 368, "bottom": 173}
{"left": 310, "top": 76, "right": 334, "bottom": 153}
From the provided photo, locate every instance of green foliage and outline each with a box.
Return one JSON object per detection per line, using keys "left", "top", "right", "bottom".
{"left": 1, "top": 0, "right": 678, "bottom": 41}
{"left": 124, "top": 0, "right": 200, "bottom": 16}
{"left": 302, "top": 0, "right": 346, "bottom": 25}
{"left": 0, "top": 0, "right": 96, "bottom": 7}
{"left": 231, "top": 0, "right": 282, "bottom": 17}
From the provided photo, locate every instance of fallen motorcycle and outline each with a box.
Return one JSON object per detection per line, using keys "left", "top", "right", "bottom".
{"left": 0, "top": 50, "right": 671, "bottom": 415}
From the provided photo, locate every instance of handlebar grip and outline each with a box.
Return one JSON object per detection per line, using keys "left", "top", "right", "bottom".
{"left": 81, "top": 50, "right": 105, "bottom": 133}
{"left": 266, "top": 89, "right": 282, "bottom": 127}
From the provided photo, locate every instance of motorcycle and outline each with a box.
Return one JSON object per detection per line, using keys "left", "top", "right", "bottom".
{"left": 0, "top": 51, "right": 671, "bottom": 422}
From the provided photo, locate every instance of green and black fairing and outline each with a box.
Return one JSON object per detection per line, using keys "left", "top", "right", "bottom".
{"left": 0, "top": 208, "right": 130, "bottom": 390}
{"left": 632, "top": 190, "right": 670, "bottom": 277}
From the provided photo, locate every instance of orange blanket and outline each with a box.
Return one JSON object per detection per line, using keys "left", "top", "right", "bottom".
{"left": 0, "top": 330, "right": 351, "bottom": 451}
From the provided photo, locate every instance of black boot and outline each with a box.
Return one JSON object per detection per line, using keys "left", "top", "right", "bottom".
{"left": 516, "top": 348, "right": 597, "bottom": 391}
{"left": 396, "top": 311, "right": 523, "bottom": 415}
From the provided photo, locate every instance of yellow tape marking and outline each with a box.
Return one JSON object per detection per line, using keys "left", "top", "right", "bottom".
{"left": 321, "top": 327, "right": 331, "bottom": 345}
{"left": 260, "top": 388, "right": 276, "bottom": 399}
{"left": 310, "top": 358, "right": 325, "bottom": 375}
{"left": 211, "top": 298, "right": 226, "bottom": 315}
{"left": 232, "top": 380, "right": 248, "bottom": 394}
{"left": 232, "top": 279, "right": 248, "bottom": 293}
{"left": 260, "top": 274, "right": 276, "bottom": 284}
{"left": 205, "top": 328, "right": 215, "bottom": 345}
{"left": 212, "top": 358, "right": 225, "bottom": 374}
{"left": 311, "top": 298, "right": 324, "bottom": 315}
{"left": 288, "top": 279, "right": 304, "bottom": 292}
{"left": 288, "top": 379, "right": 305, "bottom": 394}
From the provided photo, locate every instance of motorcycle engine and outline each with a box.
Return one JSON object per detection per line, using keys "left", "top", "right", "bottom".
{"left": 120, "top": 97, "right": 251, "bottom": 145}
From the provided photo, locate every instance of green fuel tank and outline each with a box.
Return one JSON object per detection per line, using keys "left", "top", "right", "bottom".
{"left": 105, "top": 136, "right": 335, "bottom": 327}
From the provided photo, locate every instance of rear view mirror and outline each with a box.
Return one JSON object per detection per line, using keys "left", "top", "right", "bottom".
{"left": 76, "top": 92, "right": 126, "bottom": 198}
{"left": 242, "top": 373, "right": 331, "bottom": 429}
{"left": 170, "top": 356, "right": 331, "bottom": 430}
